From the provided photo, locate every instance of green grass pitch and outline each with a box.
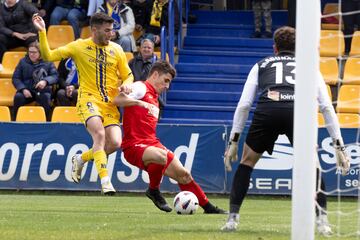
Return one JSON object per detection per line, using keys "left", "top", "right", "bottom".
{"left": 0, "top": 193, "right": 357, "bottom": 240}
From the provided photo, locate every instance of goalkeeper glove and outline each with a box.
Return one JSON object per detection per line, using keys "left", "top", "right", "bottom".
{"left": 333, "top": 139, "right": 350, "bottom": 176}
{"left": 224, "top": 141, "right": 239, "bottom": 172}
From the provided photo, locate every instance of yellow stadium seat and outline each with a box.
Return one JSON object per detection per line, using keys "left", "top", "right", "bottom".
{"left": 125, "top": 52, "right": 134, "bottom": 62}
{"left": 318, "top": 113, "right": 325, "bottom": 127}
{"left": 320, "top": 30, "right": 345, "bottom": 57}
{"left": 343, "top": 57, "right": 360, "bottom": 84}
{"left": 319, "top": 57, "right": 339, "bottom": 85}
{"left": 133, "top": 29, "right": 143, "bottom": 41}
{"left": 0, "top": 51, "right": 26, "bottom": 78}
{"left": 0, "top": 78, "right": 17, "bottom": 106}
{"left": 80, "top": 26, "right": 91, "bottom": 39}
{"left": 48, "top": 25, "right": 75, "bottom": 49}
{"left": 326, "top": 84, "right": 332, "bottom": 101}
{"left": 8, "top": 46, "right": 27, "bottom": 52}
{"left": 337, "top": 113, "right": 360, "bottom": 128}
{"left": 349, "top": 31, "right": 360, "bottom": 56}
{"left": 0, "top": 106, "right": 11, "bottom": 122}
{"left": 336, "top": 85, "right": 360, "bottom": 113}
{"left": 16, "top": 106, "right": 46, "bottom": 122}
{"left": 321, "top": 3, "right": 343, "bottom": 30}
{"left": 154, "top": 51, "right": 169, "bottom": 61}
{"left": 53, "top": 61, "right": 60, "bottom": 69}
{"left": 51, "top": 106, "right": 80, "bottom": 123}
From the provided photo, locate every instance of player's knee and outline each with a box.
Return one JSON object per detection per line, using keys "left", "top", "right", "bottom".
{"left": 178, "top": 170, "right": 192, "bottom": 184}
{"left": 105, "top": 140, "right": 121, "bottom": 154}
{"left": 92, "top": 129, "right": 106, "bottom": 142}
{"left": 158, "top": 151, "right": 168, "bottom": 165}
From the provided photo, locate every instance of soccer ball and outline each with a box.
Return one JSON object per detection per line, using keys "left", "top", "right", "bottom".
{"left": 173, "top": 191, "right": 199, "bottom": 214}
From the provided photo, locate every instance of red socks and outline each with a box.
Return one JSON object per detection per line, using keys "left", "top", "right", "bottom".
{"left": 146, "top": 163, "right": 166, "bottom": 189}
{"left": 179, "top": 180, "right": 209, "bottom": 206}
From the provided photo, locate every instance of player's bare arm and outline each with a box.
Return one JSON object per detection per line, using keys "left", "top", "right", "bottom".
{"left": 113, "top": 92, "right": 149, "bottom": 109}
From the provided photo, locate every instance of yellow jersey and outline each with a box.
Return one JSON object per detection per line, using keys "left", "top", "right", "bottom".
{"left": 38, "top": 31, "right": 133, "bottom": 102}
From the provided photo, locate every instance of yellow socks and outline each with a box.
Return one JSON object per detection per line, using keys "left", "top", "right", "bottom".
{"left": 93, "top": 150, "right": 108, "bottom": 179}
{"left": 81, "top": 149, "right": 93, "bottom": 162}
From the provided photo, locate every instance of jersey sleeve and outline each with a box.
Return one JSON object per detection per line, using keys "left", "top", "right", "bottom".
{"left": 230, "top": 64, "right": 259, "bottom": 141}
{"left": 128, "top": 81, "right": 146, "bottom": 100}
{"left": 38, "top": 30, "right": 73, "bottom": 62}
{"left": 117, "top": 49, "right": 134, "bottom": 86}
{"left": 317, "top": 72, "right": 342, "bottom": 141}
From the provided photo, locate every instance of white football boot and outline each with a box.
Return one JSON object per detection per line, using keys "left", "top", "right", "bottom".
{"left": 101, "top": 180, "right": 116, "bottom": 195}
{"left": 316, "top": 214, "right": 333, "bottom": 236}
{"left": 71, "top": 154, "right": 84, "bottom": 183}
{"left": 221, "top": 213, "right": 239, "bottom": 232}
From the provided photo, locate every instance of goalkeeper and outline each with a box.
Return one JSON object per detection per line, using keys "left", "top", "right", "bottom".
{"left": 221, "top": 26, "right": 350, "bottom": 235}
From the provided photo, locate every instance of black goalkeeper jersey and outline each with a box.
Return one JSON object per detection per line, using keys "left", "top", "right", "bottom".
{"left": 256, "top": 51, "right": 295, "bottom": 107}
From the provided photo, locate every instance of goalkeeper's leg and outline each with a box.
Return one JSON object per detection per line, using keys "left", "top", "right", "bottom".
{"left": 221, "top": 144, "right": 262, "bottom": 231}
{"left": 315, "top": 168, "right": 333, "bottom": 236}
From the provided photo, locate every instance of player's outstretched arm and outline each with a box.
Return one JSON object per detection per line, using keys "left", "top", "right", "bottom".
{"left": 32, "top": 13, "right": 45, "bottom": 31}
{"left": 113, "top": 92, "right": 148, "bottom": 109}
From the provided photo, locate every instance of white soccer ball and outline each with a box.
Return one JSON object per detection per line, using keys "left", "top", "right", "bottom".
{"left": 173, "top": 191, "right": 199, "bottom": 214}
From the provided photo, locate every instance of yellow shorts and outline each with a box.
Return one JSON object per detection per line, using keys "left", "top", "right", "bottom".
{"left": 76, "top": 95, "right": 120, "bottom": 127}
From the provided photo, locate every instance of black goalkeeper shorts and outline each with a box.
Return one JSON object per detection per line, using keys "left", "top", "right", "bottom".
{"left": 245, "top": 107, "right": 293, "bottom": 155}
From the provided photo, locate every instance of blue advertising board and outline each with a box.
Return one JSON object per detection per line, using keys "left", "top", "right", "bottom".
{"left": 0, "top": 122, "right": 358, "bottom": 196}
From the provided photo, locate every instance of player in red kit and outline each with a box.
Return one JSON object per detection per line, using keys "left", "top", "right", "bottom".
{"left": 114, "top": 60, "right": 226, "bottom": 214}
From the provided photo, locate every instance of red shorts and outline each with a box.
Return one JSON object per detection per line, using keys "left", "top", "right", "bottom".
{"left": 123, "top": 142, "right": 175, "bottom": 170}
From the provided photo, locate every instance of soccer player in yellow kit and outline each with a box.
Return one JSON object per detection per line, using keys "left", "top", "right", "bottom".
{"left": 32, "top": 12, "right": 134, "bottom": 195}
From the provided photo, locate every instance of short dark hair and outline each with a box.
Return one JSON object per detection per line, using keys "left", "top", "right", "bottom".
{"left": 149, "top": 60, "right": 176, "bottom": 79}
{"left": 274, "top": 26, "right": 295, "bottom": 52}
{"left": 90, "top": 12, "right": 114, "bottom": 27}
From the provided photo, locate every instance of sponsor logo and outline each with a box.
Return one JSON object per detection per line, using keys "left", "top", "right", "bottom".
{"left": 256, "top": 135, "right": 360, "bottom": 171}
{"left": 267, "top": 90, "right": 280, "bottom": 101}
{"left": 0, "top": 134, "right": 199, "bottom": 185}
{"left": 280, "top": 93, "right": 294, "bottom": 100}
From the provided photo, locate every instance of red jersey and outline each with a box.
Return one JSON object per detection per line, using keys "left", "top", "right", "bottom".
{"left": 121, "top": 81, "right": 161, "bottom": 149}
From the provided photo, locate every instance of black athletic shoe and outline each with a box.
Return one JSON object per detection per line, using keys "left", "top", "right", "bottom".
{"left": 146, "top": 188, "right": 172, "bottom": 212}
{"left": 203, "top": 202, "right": 228, "bottom": 214}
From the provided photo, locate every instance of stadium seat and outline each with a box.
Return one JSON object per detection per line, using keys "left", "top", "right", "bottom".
{"left": 319, "top": 57, "right": 339, "bottom": 85}
{"left": 0, "top": 78, "right": 17, "bottom": 106}
{"left": 337, "top": 113, "right": 360, "bottom": 128}
{"left": 0, "top": 106, "right": 11, "bottom": 122}
{"left": 0, "top": 51, "right": 26, "bottom": 78}
{"left": 154, "top": 51, "right": 169, "bottom": 61}
{"left": 326, "top": 84, "right": 332, "bottom": 101}
{"left": 51, "top": 106, "right": 80, "bottom": 123}
{"left": 321, "top": 3, "right": 343, "bottom": 30}
{"left": 16, "top": 106, "right": 46, "bottom": 122}
{"left": 133, "top": 29, "right": 143, "bottom": 41}
{"left": 80, "top": 26, "right": 91, "bottom": 39}
{"left": 342, "top": 57, "right": 360, "bottom": 84}
{"left": 320, "top": 30, "right": 345, "bottom": 57}
{"left": 336, "top": 85, "right": 360, "bottom": 113}
{"left": 53, "top": 61, "right": 60, "bottom": 69}
{"left": 318, "top": 113, "right": 325, "bottom": 127}
{"left": 125, "top": 52, "right": 134, "bottom": 62}
{"left": 47, "top": 25, "right": 75, "bottom": 49}
{"left": 349, "top": 31, "right": 360, "bottom": 56}
{"left": 8, "top": 46, "right": 27, "bottom": 52}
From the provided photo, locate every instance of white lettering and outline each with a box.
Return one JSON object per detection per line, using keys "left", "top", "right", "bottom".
{"left": 170, "top": 133, "right": 199, "bottom": 184}
{"left": 117, "top": 152, "right": 140, "bottom": 183}
{"left": 256, "top": 178, "right": 272, "bottom": 190}
{"left": 275, "top": 179, "right": 291, "bottom": 190}
{"left": 320, "top": 137, "right": 360, "bottom": 165}
{"left": 39, "top": 143, "right": 64, "bottom": 182}
{"left": 20, "top": 143, "right": 43, "bottom": 181}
